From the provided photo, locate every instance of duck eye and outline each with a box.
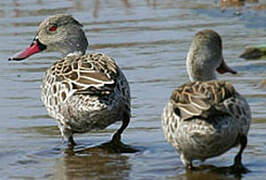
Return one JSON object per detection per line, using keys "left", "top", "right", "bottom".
{"left": 49, "top": 25, "right": 57, "bottom": 32}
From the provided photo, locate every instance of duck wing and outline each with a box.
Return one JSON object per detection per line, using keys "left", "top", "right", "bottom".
{"left": 170, "top": 80, "right": 243, "bottom": 121}
{"left": 50, "top": 53, "right": 119, "bottom": 96}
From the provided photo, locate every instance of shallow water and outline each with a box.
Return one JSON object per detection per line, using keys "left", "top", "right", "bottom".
{"left": 1, "top": 0, "right": 266, "bottom": 179}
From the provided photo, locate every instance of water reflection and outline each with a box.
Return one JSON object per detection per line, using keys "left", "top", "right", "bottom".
{"left": 175, "top": 166, "right": 242, "bottom": 180}
{"left": 220, "top": 0, "right": 265, "bottom": 10}
{"left": 220, "top": 0, "right": 245, "bottom": 8}
{"left": 54, "top": 148, "right": 131, "bottom": 180}
{"left": 259, "top": 80, "right": 266, "bottom": 88}
{"left": 146, "top": 0, "right": 157, "bottom": 9}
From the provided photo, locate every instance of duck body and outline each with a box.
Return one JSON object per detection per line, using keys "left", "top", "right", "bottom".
{"left": 162, "top": 80, "right": 251, "bottom": 165}
{"left": 9, "top": 14, "right": 131, "bottom": 146}
{"left": 41, "top": 53, "right": 130, "bottom": 139}
{"left": 162, "top": 29, "right": 251, "bottom": 170}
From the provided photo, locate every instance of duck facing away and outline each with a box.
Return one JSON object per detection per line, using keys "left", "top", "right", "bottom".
{"left": 9, "top": 14, "right": 131, "bottom": 150}
{"left": 162, "top": 30, "right": 251, "bottom": 172}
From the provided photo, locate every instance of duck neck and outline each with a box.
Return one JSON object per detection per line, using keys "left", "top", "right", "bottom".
{"left": 59, "top": 28, "right": 88, "bottom": 57}
{"left": 66, "top": 51, "right": 84, "bottom": 57}
{"left": 60, "top": 42, "right": 87, "bottom": 56}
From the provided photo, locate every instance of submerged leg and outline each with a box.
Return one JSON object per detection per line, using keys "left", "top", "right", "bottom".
{"left": 181, "top": 153, "right": 195, "bottom": 170}
{"left": 186, "top": 162, "right": 196, "bottom": 170}
{"left": 231, "top": 134, "right": 249, "bottom": 173}
{"left": 111, "top": 112, "right": 130, "bottom": 143}
{"left": 68, "top": 136, "right": 76, "bottom": 147}
{"left": 58, "top": 121, "right": 76, "bottom": 147}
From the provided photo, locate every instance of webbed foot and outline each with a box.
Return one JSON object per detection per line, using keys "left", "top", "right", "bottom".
{"left": 230, "top": 162, "right": 250, "bottom": 174}
{"left": 98, "top": 135, "right": 138, "bottom": 153}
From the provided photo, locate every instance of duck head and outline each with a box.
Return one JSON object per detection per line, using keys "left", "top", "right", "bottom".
{"left": 9, "top": 14, "right": 88, "bottom": 61}
{"left": 186, "top": 29, "right": 237, "bottom": 82}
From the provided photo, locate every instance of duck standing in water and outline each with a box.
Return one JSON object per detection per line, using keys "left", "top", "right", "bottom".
{"left": 162, "top": 30, "right": 251, "bottom": 172}
{"left": 9, "top": 14, "right": 131, "bottom": 150}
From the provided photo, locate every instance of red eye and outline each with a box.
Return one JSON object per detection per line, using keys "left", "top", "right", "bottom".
{"left": 49, "top": 25, "right": 57, "bottom": 32}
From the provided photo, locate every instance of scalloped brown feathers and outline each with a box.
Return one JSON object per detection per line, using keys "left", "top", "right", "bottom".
{"left": 46, "top": 53, "right": 118, "bottom": 95}
{"left": 170, "top": 80, "right": 236, "bottom": 121}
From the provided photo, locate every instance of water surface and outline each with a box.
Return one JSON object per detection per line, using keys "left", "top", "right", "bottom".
{"left": 0, "top": 0, "right": 266, "bottom": 179}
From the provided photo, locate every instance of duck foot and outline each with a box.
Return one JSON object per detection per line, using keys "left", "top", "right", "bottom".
{"left": 97, "top": 138, "right": 139, "bottom": 153}
{"left": 229, "top": 163, "right": 250, "bottom": 174}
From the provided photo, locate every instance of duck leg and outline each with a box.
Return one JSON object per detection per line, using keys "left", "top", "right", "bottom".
{"left": 186, "top": 162, "right": 196, "bottom": 170}
{"left": 181, "top": 153, "right": 195, "bottom": 170}
{"left": 98, "top": 113, "right": 138, "bottom": 153}
{"left": 230, "top": 134, "right": 249, "bottom": 173}
{"left": 111, "top": 112, "right": 130, "bottom": 143}
{"left": 68, "top": 136, "right": 76, "bottom": 147}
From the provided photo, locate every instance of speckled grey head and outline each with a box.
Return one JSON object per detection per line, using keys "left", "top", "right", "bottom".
{"left": 186, "top": 29, "right": 236, "bottom": 82}
{"left": 37, "top": 14, "right": 88, "bottom": 55}
{"left": 8, "top": 14, "right": 89, "bottom": 61}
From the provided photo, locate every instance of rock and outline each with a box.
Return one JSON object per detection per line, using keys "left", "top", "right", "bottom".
{"left": 240, "top": 46, "right": 266, "bottom": 60}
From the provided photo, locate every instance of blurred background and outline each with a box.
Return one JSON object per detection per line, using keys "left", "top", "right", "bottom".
{"left": 0, "top": 0, "right": 266, "bottom": 179}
